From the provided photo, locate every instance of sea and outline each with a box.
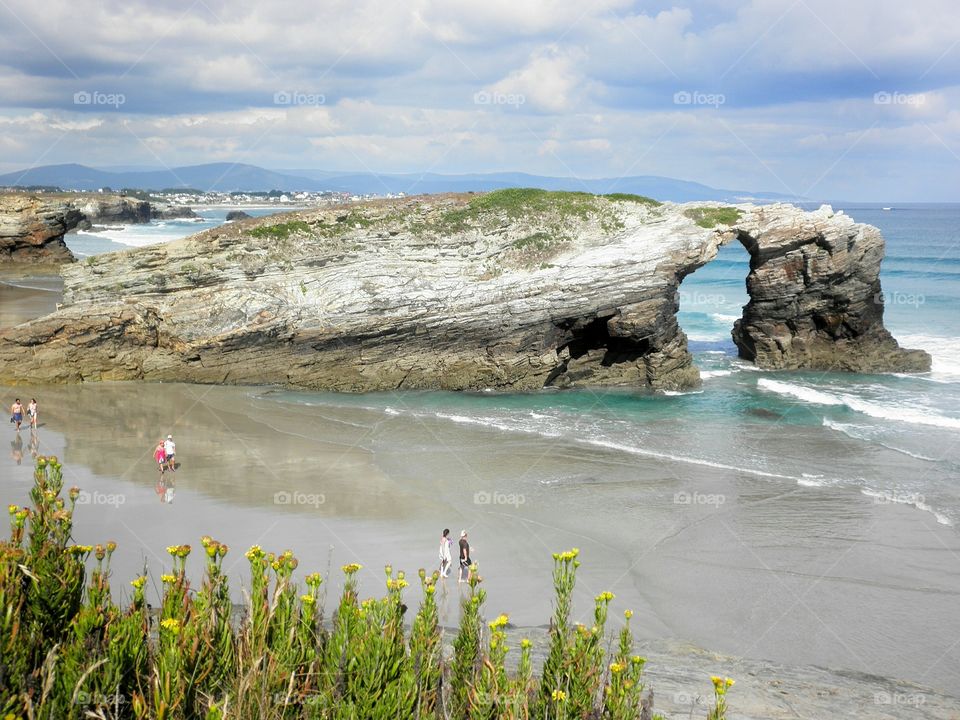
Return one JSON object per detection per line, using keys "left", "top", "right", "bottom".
{"left": 17, "top": 200, "right": 956, "bottom": 693}
{"left": 63, "top": 203, "right": 960, "bottom": 527}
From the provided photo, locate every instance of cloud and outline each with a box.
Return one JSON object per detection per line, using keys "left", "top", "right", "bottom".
{"left": 0, "top": 0, "right": 957, "bottom": 199}
{"left": 485, "top": 46, "right": 590, "bottom": 113}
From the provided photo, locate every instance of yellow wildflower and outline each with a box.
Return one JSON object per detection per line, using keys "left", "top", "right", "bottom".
{"left": 521, "top": 638, "right": 531, "bottom": 649}
{"left": 130, "top": 576, "right": 147, "bottom": 590}
{"left": 341, "top": 563, "right": 362, "bottom": 575}
{"left": 610, "top": 662, "right": 625, "bottom": 674}
{"left": 161, "top": 574, "right": 176, "bottom": 583}
{"left": 624, "top": 609, "right": 633, "bottom": 619}
{"left": 551, "top": 690, "right": 566, "bottom": 702}
{"left": 488, "top": 614, "right": 510, "bottom": 630}
{"left": 300, "top": 594, "right": 315, "bottom": 605}
{"left": 160, "top": 618, "right": 181, "bottom": 634}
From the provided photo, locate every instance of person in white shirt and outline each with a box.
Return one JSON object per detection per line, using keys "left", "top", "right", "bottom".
{"left": 164, "top": 435, "right": 176, "bottom": 473}
{"left": 438, "top": 528, "right": 453, "bottom": 578}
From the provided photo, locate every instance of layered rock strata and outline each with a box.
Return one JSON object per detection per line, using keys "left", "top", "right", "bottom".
{"left": 0, "top": 192, "right": 930, "bottom": 388}
{"left": 0, "top": 196, "right": 83, "bottom": 263}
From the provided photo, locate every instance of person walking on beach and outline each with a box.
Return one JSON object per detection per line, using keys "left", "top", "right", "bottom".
{"left": 458, "top": 530, "right": 472, "bottom": 584}
{"left": 154, "top": 440, "right": 167, "bottom": 476}
{"left": 163, "top": 435, "right": 176, "bottom": 473}
{"left": 26, "top": 399, "right": 37, "bottom": 429}
{"left": 10, "top": 399, "right": 23, "bottom": 431}
{"left": 438, "top": 528, "right": 453, "bottom": 579}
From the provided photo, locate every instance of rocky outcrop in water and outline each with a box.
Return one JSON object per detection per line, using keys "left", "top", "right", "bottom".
{"left": 225, "top": 210, "right": 252, "bottom": 221}
{"left": 0, "top": 193, "right": 198, "bottom": 261}
{"left": 0, "top": 195, "right": 83, "bottom": 263}
{"left": 731, "top": 207, "right": 931, "bottom": 372}
{"left": 75, "top": 196, "right": 197, "bottom": 226}
{"left": 0, "top": 191, "right": 930, "bottom": 387}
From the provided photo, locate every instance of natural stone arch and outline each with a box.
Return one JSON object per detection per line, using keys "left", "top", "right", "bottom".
{"left": 0, "top": 195, "right": 930, "bottom": 390}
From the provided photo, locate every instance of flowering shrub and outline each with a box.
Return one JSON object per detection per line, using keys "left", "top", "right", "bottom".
{"left": 0, "top": 458, "right": 735, "bottom": 719}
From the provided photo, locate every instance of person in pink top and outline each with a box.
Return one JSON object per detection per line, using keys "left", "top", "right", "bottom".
{"left": 154, "top": 440, "right": 167, "bottom": 476}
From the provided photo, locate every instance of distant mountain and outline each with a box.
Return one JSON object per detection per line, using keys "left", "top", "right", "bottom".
{"left": 0, "top": 163, "right": 802, "bottom": 203}
{"left": 0, "top": 163, "right": 316, "bottom": 193}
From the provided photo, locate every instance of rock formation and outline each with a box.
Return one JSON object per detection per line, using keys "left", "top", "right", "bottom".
{"left": 0, "top": 190, "right": 930, "bottom": 388}
{"left": 225, "top": 210, "right": 252, "bottom": 221}
{"left": 75, "top": 196, "right": 197, "bottom": 226}
{"left": 0, "top": 195, "right": 83, "bottom": 263}
{"left": 0, "top": 193, "right": 198, "bottom": 262}
{"left": 731, "top": 206, "right": 930, "bottom": 372}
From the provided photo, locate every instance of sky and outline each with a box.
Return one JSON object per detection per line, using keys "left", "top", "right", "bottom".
{"left": 0, "top": 0, "right": 958, "bottom": 201}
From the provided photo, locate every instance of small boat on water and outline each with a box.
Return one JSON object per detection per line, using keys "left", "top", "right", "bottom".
{"left": 882, "top": 207, "right": 893, "bottom": 211}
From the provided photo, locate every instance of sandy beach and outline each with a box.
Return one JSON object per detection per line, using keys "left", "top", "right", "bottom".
{"left": 2, "top": 276, "right": 960, "bottom": 715}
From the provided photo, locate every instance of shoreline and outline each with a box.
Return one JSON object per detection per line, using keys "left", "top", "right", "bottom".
{"left": 2, "top": 273, "right": 959, "bottom": 713}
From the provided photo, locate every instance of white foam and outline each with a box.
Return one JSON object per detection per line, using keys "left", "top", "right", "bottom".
{"left": 75, "top": 220, "right": 216, "bottom": 248}
{"left": 686, "top": 332, "right": 728, "bottom": 342}
{"left": 758, "top": 378, "right": 960, "bottom": 431}
{"left": 376, "top": 401, "right": 808, "bottom": 482}
{"left": 822, "top": 419, "right": 938, "bottom": 461}
{"left": 700, "top": 370, "right": 733, "bottom": 379}
{"left": 895, "top": 334, "right": 960, "bottom": 382}
{"left": 860, "top": 487, "right": 953, "bottom": 526}
{"left": 710, "top": 313, "right": 741, "bottom": 324}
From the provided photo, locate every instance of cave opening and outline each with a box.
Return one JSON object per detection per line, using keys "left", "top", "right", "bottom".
{"left": 545, "top": 314, "right": 653, "bottom": 386}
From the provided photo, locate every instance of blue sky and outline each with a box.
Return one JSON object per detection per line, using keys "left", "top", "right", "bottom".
{"left": 0, "top": 0, "right": 958, "bottom": 200}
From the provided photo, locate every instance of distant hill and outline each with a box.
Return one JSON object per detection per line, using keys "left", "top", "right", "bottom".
{"left": 0, "top": 163, "right": 802, "bottom": 203}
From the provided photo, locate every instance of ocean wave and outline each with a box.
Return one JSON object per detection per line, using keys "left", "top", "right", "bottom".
{"left": 700, "top": 370, "right": 733, "bottom": 379}
{"left": 821, "top": 419, "right": 938, "bottom": 461}
{"left": 758, "top": 378, "right": 960, "bottom": 430}
{"left": 894, "top": 334, "right": 960, "bottom": 382}
{"left": 709, "top": 313, "right": 741, "bottom": 324}
{"left": 0, "top": 280, "right": 60, "bottom": 292}
{"left": 375, "top": 402, "right": 810, "bottom": 482}
{"left": 860, "top": 487, "right": 953, "bottom": 526}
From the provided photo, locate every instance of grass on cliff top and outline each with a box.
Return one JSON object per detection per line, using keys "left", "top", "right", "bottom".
{"left": 684, "top": 206, "right": 742, "bottom": 228}
{"left": 247, "top": 219, "right": 311, "bottom": 239}
{"left": 431, "top": 188, "right": 660, "bottom": 235}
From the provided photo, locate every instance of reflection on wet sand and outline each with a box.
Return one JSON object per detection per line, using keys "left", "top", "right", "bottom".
{"left": 10, "top": 382, "right": 428, "bottom": 519}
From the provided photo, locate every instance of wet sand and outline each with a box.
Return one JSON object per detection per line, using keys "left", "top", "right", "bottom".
{"left": 2, "top": 277, "right": 960, "bottom": 715}
{"left": 0, "top": 267, "right": 62, "bottom": 329}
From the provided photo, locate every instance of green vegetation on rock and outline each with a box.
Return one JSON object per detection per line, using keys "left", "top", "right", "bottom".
{"left": 602, "top": 193, "right": 662, "bottom": 206}
{"left": 0, "top": 458, "right": 738, "bottom": 719}
{"left": 684, "top": 206, "right": 742, "bottom": 228}
{"left": 247, "top": 220, "right": 312, "bottom": 239}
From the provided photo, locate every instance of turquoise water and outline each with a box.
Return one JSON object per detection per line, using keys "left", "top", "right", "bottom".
{"left": 63, "top": 203, "right": 960, "bottom": 525}
{"left": 19, "top": 203, "right": 960, "bottom": 690}
{"left": 269, "top": 203, "right": 960, "bottom": 526}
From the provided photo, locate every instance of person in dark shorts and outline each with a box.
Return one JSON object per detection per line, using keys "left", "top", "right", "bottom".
{"left": 164, "top": 435, "right": 176, "bottom": 472}
{"left": 10, "top": 399, "right": 23, "bottom": 431}
{"left": 458, "top": 530, "right": 472, "bottom": 584}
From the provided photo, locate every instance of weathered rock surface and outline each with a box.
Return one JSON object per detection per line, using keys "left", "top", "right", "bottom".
{"left": 75, "top": 196, "right": 197, "bottom": 225}
{"left": 0, "top": 191, "right": 930, "bottom": 388}
{"left": 0, "top": 195, "right": 83, "bottom": 263}
{"left": 225, "top": 210, "right": 252, "bottom": 221}
{"left": 732, "top": 206, "right": 931, "bottom": 372}
{"left": 1, "top": 193, "right": 198, "bottom": 262}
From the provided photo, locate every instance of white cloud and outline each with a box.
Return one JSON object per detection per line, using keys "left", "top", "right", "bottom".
{"left": 486, "top": 45, "right": 590, "bottom": 113}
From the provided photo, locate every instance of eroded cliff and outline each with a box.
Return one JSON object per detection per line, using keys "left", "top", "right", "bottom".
{"left": 0, "top": 196, "right": 83, "bottom": 263}
{"left": 0, "top": 191, "right": 930, "bottom": 389}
